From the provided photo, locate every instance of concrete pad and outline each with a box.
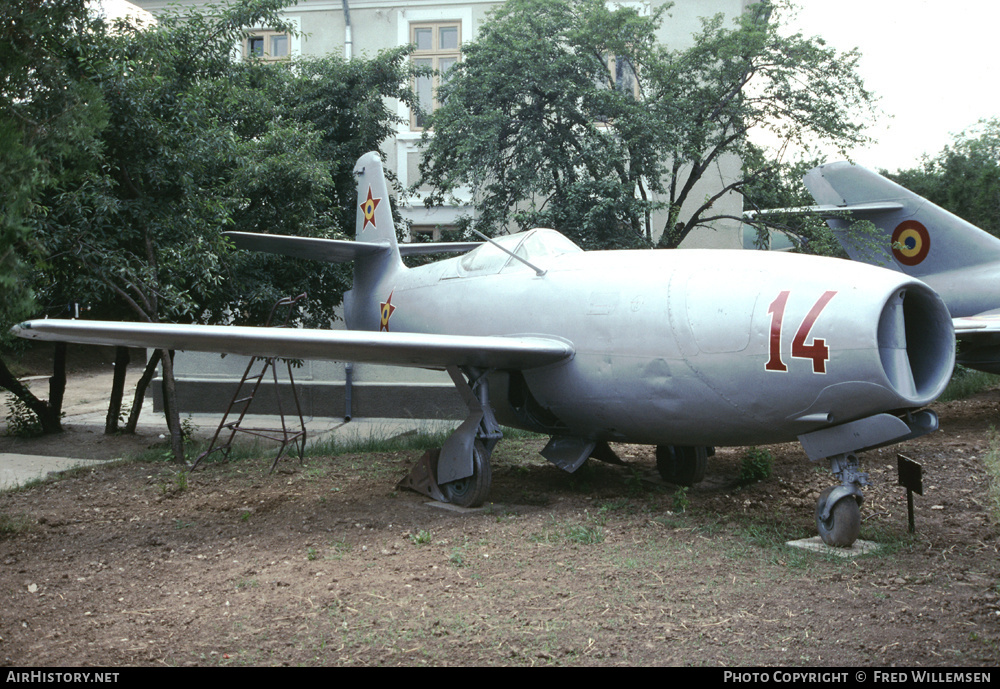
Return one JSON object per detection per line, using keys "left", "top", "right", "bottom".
{"left": 425, "top": 500, "right": 493, "bottom": 514}
{"left": 786, "top": 536, "right": 881, "bottom": 557}
{"left": 0, "top": 455, "right": 115, "bottom": 490}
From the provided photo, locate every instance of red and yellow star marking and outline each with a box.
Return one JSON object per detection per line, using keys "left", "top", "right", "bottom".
{"left": 379, "top": 290, "right": 396, "bottom": 331}
{"left": 360, "top": 186, "right": 381, "bottom": 230}
{"left": 891, "top": 220, "right": 931, "bottom": 266}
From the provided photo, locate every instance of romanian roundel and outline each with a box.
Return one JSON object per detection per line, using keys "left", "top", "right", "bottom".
{"left": 891, "top": 220, "right": 930, "bottom": 266}
{"left": 360, "top": 187, "right": 381, "bottom": 230}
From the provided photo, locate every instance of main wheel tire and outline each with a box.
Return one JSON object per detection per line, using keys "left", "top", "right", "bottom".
{"left": 816, "top": 486, "right": 861, "bottom": 548}
{"left": 655, "top": 445, "right": 708, "bottom": 486}
{"left": 440, "top": 440, "right": 492, "bottom": 508}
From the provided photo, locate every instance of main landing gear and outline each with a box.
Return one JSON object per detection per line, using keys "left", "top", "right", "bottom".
{"left": 439, "top": 439, "right": 492, "bottom": 507}
{"left": 655, "top": 445, "right": 711, "bottom": 486}
{"left": 399, "top": 366, "right": 500, "bottom": 507}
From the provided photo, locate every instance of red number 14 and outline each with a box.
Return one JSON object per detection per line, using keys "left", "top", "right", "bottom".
{"left": 765, "top": 291, "right": 837, "bottom": 373}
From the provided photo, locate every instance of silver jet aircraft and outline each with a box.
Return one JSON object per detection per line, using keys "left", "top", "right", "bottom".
{"left": 14, "top": 152, "right": 958, "bottom": 547}
{"left": 803, "top": 161, "right": 1000, "bottom": 374}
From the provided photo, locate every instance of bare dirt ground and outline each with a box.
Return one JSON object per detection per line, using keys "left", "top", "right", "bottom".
{"left": 1, "top": 353, "right": 998, "bottom": 667}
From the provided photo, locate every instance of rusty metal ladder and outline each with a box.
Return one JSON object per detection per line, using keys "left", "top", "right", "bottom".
{"left": 190, "top": 294, "right": 308, "bottom": 473}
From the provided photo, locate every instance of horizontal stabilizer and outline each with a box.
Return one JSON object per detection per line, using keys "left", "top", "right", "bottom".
{"left": 226, "top": 231, "right": 480, "bottom": 262}
{"left": 399, "top": 242, "right": 481, "bottom": 256}
{"left": 744, "top": 202, "right": 903, "bottom": 218}
{"left": 12, "top": 320, "right": 574, "bottom": 371}
{"left": 225, "top": 231, "right": 388, "bottom": 263}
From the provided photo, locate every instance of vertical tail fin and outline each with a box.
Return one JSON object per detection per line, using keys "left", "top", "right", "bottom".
{"left": 354, "top": 152, "right": 402, "bottom": 250}
{"left": 803, "top": 161, "right": 1000, "bottom": 278}
{"left": 344, "top": 152, "right": 405, "bottom": 330}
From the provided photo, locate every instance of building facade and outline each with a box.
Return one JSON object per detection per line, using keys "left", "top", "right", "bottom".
{"left": 133, "top": 0, "right": 754, "bottom": 249}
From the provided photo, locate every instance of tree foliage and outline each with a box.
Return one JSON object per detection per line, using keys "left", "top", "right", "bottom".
{"left": 2, "top": 0, "right": 418, "bottom": 445}
{"left": 419, "top": 0, "right": 876, "bottom": 249}
{"left": 37, "top": 0, "right": 416, "bottom": 330}
{"left": 888, "top": 118, "right": 1000, "bottom": 238}
{"left": 0, "top": 0, "right": 108, "bottom": 432}
{"left": 1, "top": 0, "right": 107, "bottom": 330}
{"left": 739, "top": 146, "right": 852, "bottom": 256}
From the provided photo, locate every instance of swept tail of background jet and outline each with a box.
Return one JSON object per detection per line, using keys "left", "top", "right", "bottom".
{"left": 804, "top": 161, "right": 1000, "bottom": 373}
{"left": 803, "top": 161, "right": 1000, "bottom": 318}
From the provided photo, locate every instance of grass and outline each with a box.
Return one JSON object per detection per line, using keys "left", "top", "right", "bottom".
{"left": 671, "top": 486, "right": 690, "bottom": 512}
{"left": 409, "top": 529, "right": 432, "bottom": 545}
{"left": 939, "top": 366, "right": 1000, "bottom": 402}
{"left": 0, "top": 512, "right": 33, "bottom": 537}
{"left": 737, "top": 447, "right": 773, "bottom": 485}
{"left": 448, "top": 544, "right": 468, "bottom": 567}
{"left": 2, "top": 475, "right": 49, "bottom": 494}
{"left": 305, "top": 425, "right": 454, "bottom": 458}
{"left": 529, "top": 513, "right": 606, "bottom": 545}
{"left": 125, "top": 422, "right": 459, "bottom": 471}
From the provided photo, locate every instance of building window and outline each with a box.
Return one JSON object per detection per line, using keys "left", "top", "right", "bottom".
{"left": 411, "top": 22, "right": 461, "bottom": 130}
{"left": 593, "top": 54, "right": 639, "bottom": 124}
{"left": 610, "top": 55, "right": 638, "bottom": 97}
{"left": 410, "top": 225, "right": 442, "bottom": 242}
{"left": 244, "top": 30, "right": 290, "bottom": 60}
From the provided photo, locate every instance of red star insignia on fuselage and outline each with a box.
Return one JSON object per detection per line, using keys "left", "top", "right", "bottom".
{"left": 379, "top": 290, "right": 396, "bottom": 332}
{"left": 360, "top": 187, "right": 381, "bottom": 230}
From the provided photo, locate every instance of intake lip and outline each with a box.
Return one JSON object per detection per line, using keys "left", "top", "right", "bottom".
{"left": 877, "top": 282, "right": 955, "bottom": 406}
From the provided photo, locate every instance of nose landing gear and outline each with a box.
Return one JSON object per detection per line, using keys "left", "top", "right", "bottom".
{"left": 815, "top": 452, "right": 868, "bottom": 547}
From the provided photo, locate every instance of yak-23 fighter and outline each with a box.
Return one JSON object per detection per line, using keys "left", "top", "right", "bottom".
{"left": 802, "top": 161, "right": 1000, "bottom": 375}
{"left": 14, "top": 152, "right": 957, "bottom": 547}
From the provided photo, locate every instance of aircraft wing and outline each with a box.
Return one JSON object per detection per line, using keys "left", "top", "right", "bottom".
{"left": 950, "top": 311, "right": 1000, "bottom": 373}
{"left": 953, "top": 309, "right": 1000, "bottom": 334}
{"left": 12, "top": 320, "right": 574, "bottom": 371}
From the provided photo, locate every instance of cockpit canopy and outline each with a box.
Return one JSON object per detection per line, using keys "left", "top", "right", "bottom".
{"left": 458, "top": 228, "right": 582, "bottom": 275}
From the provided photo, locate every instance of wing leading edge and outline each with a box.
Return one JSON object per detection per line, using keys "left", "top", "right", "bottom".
{"left": 953, "top": 309, "right": 1000, "bottom": 333}
{"left": 12, "top": 320, "right": 574, "bottom": 371}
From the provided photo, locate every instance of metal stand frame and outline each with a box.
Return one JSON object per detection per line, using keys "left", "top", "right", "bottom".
{"left": 191, "top": 294, "right": 308, "bottom": 474}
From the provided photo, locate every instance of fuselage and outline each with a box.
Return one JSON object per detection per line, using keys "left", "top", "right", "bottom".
{"left": 347, "top": 230, "right": 954, "bottom": 447}
{"left": 918, "top": 263, "right": 1000, "bottom": 319}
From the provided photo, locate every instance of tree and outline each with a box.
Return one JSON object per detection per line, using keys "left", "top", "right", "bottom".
{"left": 418, "top": 0, "right": 876, "bottom": 249}
{"left": 739, "top": 145, "right": 851, "bottom": 256}
{"left": 888, "top": 118, "right": 1000, "bottom": 238}
{"left": 0, "top": 0, "right": 109, "bottom": 433}
{"left": 9, "top": 0, "right": 418, "bottom": 457}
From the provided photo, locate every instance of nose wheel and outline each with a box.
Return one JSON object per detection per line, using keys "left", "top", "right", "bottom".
{"left": 815, "top": 452, "right": 868, "bottom": 547}
{"left": 815, "top": 486, "right": 861, "bottom": 547}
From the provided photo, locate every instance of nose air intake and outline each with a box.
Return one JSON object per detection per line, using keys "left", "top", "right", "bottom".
{"left": 877, "top": 283, "right": 955, "bottom": 406}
